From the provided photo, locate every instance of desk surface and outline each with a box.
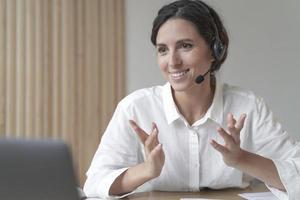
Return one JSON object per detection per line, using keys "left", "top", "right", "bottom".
{"left": 123, "top": 183, "right": 268, "bottom": 200}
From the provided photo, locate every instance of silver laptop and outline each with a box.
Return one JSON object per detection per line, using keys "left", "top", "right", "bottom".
{"left": 0, "top": 138, "right": 82, "bottom": 200}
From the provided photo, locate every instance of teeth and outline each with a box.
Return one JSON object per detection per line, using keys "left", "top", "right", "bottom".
{"left": 170, "top": 69, "right": 189, "bottom": 79}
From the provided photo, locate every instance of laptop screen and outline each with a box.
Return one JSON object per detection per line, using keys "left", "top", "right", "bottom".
{"left": 0, "top": 139, "right": 81, "bottom": 200}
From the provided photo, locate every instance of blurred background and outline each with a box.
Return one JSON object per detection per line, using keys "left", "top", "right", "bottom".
{"left": 0, "top": 0, "right": 299, "bottom": 186}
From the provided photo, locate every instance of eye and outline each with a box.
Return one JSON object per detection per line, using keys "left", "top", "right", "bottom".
{"left": 157, "top": 46, "right": 168, "bottom": 55}
{"left": 180, "top": 42, "right": 193, "bottom": 49}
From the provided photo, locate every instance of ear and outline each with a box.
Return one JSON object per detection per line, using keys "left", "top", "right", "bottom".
{"left": 209, "top": 50, "right": 215, "bottom": 62}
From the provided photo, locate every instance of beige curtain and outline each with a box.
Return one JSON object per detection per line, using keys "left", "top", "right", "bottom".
{"left": 0, "top": 0, "right": 125, "bottom": 186}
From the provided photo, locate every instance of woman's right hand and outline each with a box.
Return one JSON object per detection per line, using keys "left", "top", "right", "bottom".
{"left": 129, "top": 120, "right": 165, "bottom": 179}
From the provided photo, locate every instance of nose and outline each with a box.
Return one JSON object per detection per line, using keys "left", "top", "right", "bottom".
{"left": 168, "top": 51, "right": 182, "bottom": 67}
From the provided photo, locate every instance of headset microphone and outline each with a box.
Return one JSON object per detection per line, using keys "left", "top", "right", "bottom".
{"left": 195, "top": 67, "right": 211, "bottom": 84}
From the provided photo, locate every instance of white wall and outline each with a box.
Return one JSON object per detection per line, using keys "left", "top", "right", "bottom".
{"left": 125, "top": 0, "right": 300, "bottom": 140}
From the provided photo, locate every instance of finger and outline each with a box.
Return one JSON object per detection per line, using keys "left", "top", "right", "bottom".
{"left": 227, "top": 113, "right": 237, "bottom": 134}
{"left": 210, "top": 139, "right": 229, "bottom": 154}
{"left": 217, "top": 127, "right": 235, "bottom": 145}
{"left": 149, "top": 122, "right": 157, "bottom": 143}
{"left": 227, "top": 113, "right": 236, "bottom": 126}
{"left": 152, "top": 122, "right": 158, "bottom": 132}
{"left": 235, "top": 114, "right": 247, "bottom": 131}
{"left": 227, "top": 113, "right": 242, "bottom": 143}
{"left": 145, "top": 125, "right": 159, "bottom": 150}
{"left": 150, "top": 143, "right": 164, "bottom": 158}
{"left": 129, "top": 120, "right": 148, "bottom": 144}
{"left": 151, "top": 122, "right": 156, "bottom": 131}
{"left": 152, "top": 122, "right": 159, "bottom": 143}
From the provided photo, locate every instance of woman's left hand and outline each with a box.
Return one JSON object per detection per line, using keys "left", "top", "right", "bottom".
{"left": 210, "top": 113, "right": 247, "bottom": 167}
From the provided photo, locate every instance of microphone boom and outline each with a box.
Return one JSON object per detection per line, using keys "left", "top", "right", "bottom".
{"left": 195, "top": 68, "right": 211, "bottom": 84}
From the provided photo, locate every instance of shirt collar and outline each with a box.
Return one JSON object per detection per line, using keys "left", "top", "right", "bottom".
{"left": 204, "top": 73, "right": 224, "bottom": 125}
{"left": 162, "top": 73, "right": 224, "bottom": 126}
{"left": 162, "top": 82, "right": 181, "bottom": 124}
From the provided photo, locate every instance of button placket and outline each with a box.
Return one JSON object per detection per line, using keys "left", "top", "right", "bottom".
{"left": 189, "top": 128, "right": 200, "bottom": 191}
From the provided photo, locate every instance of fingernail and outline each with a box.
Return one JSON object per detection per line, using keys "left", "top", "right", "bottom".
{"left": 129, "top": 120, "right": 136, "bottom": 127}
{"left": 210, "top": 140, "right": 216, "bottom": 146}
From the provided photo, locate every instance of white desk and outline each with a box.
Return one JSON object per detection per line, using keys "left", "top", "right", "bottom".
{"left": 86, "top": 183, "right": 268, "bottom": 200}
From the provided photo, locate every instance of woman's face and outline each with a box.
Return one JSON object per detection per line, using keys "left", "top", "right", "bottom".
{"left": 156, "top": 18, "right": 213, "bottom": 92}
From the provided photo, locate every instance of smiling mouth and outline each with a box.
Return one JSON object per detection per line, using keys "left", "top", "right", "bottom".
{"left": 170, "top": 69, "right": 190, "bottom": 79}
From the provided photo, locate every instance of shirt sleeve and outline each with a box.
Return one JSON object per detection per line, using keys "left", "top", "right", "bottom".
{"left": 83, "top": 101, "right": 144, "bottom": 198}
{"left": 250, "top": 96, "right": 300, "bottom": 200}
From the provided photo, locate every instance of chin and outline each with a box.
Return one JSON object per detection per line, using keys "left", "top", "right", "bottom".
{"left": 170, "top": 81, "right": 194, "bottom": 92}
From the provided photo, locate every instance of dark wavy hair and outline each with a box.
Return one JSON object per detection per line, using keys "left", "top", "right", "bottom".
{"left": 151, "top": 0, "right": 229, "bottom": 72}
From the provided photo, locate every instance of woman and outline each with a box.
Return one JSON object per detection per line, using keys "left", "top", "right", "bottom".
{"left": 84, "top": 0, "right": 300, "bottom": 199}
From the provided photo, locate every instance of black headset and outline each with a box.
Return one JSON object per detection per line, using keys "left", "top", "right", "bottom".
{"left": 194, "top": 0, "right": 226, "bottom": 63}
{"left": 193, "top": 0, "right": 227, "bottom": 84}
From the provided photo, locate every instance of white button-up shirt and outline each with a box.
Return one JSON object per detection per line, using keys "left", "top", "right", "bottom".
{"left": 84, "top": 76, "right": 300, "bottom": 200}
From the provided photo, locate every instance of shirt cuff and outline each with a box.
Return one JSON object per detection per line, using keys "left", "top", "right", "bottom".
{"left": 270, "top": 159, "right": 300, "bottom": 200}
{"left": 97, "top": 167, "right": 135, "bottom": 199}
{"left": 266, "top": 185, "right": 288, "bottom": 200}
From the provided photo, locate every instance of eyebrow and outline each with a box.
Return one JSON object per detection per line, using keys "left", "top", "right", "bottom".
{"left": 156, "top": 39, "right": 194, "bottom": 47}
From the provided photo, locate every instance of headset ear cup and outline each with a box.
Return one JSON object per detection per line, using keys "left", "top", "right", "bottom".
{"left": 212, "top": 38, "right": 226, "bottom": 62}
